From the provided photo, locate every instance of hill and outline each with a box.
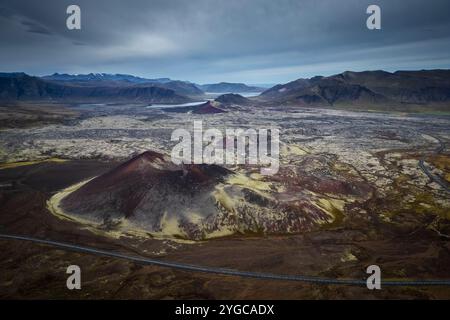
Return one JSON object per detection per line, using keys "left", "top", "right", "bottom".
{"left": 259, "top": 70, "right": 450, "bottom": 111}
{"left": 214, "top": 93, "right": 251, "bottom": 105}
{"left": 60, "top": 151, "right": 231, "bottom": 239}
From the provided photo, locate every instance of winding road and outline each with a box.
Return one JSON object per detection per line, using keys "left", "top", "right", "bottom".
{"left": 419, "top": 135, "right": 449, "bottom": 192}
{"left": 1, "top": 233, "right": 450, "bottom": 287}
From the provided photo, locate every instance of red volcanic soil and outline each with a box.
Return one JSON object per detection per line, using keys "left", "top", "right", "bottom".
{"left": 294, "top": 174, "right": 373, "bottom": 197}
{"left": 193, "top": 101, "right": 226, "bottom": 114}
{"left": 65, "top": 150, "right": 230, "bottom": 194}
{"left": 60, "top": 151, "right": 231, "bottom": 234}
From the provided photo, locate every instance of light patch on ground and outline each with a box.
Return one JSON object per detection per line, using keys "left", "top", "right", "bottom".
{"left": 158, "top": 212, "right": 187, "bottom": 238}
{"left": 204, "top": 227, "right": 235, "bottom": 239}
{"left": 281, "top": 143, "right": 308, "bottom": 156}
{"left": 226, "top": 173, "right": 272, "bottom": 192}
{"left": 340, "top": 251, "right": 358, "bottom": 262}
{"left": 0, "top": 158, "right": 67, "bottom": 170}
{"left": 314, "top": 198, "right": 346, "bottom": 224}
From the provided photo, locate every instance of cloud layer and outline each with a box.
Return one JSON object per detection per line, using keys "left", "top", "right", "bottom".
{"left": 1, "top": 0, "right": 449, "bottom": 83}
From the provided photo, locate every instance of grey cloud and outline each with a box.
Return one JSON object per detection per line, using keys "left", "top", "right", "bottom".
{"left": 0, "top": 0, "right": 449, "bottom": 83}
{"left": 21, "top": 20, "right": 52, "bottom": 35}
{"left": 0, "top": 7, "right": 14, "bottom": 18}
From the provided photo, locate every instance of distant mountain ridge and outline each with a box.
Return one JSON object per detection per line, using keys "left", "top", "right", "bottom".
{"left": 42, "top": 72, "right": 172, "bottom": 84}
{"left": 0, "top": 73, "right": 191, "bottom": 103}
{"left": 215, "top": 93, "right": 251, "bottom": 105}
{"left": 199, "top": 82, "right": 265, "bottom": 93}
{"left": 42, "top": 74, "right": 264, "bottom": 96}
{"left": 260, "top": 70, "right": 450, "bottom": 111}
{"left": 42, "top": 73, "right": 203, "bottom": 97}
{"left": 0, "top": 72, "right": 269, "bottom": 103}
{"left": 2, "top": 70, "right": 450, "bottom": 111}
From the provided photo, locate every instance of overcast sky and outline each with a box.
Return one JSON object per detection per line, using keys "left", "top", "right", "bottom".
{"left": 1, "top": 0, "right": 449, "bottom": 84}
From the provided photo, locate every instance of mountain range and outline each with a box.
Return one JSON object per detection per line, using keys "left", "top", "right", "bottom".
{"left": 259, "top": 70, "right": 450, "bottom": 111}
{"left": 198, "top": 82, "right": 265, "bottom": 93}
{"left": 1, "top": 70, "right": 450, "bottom": 111}
{"left": 0, "top": 73, "right": 190, "bottom": 104}
{"left": 42, "top": 73, "right": 203, "bottom": 97}
{"left": 0, "top": 72, "right": 265, "bottom": 103}
{"left": 41, "top": 73, "right": 172, "bottom": 84}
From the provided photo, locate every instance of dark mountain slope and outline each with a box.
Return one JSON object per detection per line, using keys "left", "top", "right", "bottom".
{"left": 214, "top": 93, "right": 251, "bottom": 105}
{"left": 0, "top": 73, "right": 191, "bottom": 103}
{"left": 42, "top": 73, "right": 171, "bottom": 84}
{"left": 336, "top": 70, "right": 450, "bottom": 104}
{"left": 42, "top": 73, "right": 203, "bottom": 97}
{"left": 259, "top": 70, "right": 450, "bottom": 110}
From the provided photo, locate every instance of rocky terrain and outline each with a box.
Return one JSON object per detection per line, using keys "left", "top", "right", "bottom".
{"left": 1, "top": 102, "right": 449, "bottom": 242}
{"left": 53, "top": 148, "right": 364, "bottom": 240}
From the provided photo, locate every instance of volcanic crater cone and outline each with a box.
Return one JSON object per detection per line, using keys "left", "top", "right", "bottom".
{"left": 60, "top": 151, "right": 231, "bottom": 239}
{"left": 59, "top": 150, "right": 366, "bottom": 240}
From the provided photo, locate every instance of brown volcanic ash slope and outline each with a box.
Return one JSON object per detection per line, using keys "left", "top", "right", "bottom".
{"left": 192, "top": 101, "right": 227, "bottom": 114}
{"left": 60, "top": 151, "right": 231, "bottom": 239}
{"left": 163, "top": 101, "right": 227, "bottom": 114}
